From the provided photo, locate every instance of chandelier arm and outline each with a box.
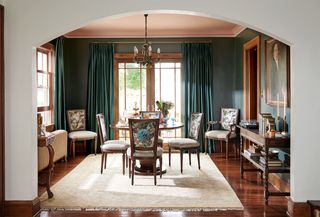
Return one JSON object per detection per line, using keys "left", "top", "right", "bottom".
{"left": 144, "top": 14, "right": 148, "bottom": 44}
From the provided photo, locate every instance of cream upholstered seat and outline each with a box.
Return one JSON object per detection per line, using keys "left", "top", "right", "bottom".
{"left": 128, "top": 118, "right": 162, "bottom": 185}
{"left": 205, "top": 131, "right": 237, "bottom": 139}
{"left": 205, "top": 108, "right": 239, "bottom": 158}
{"left": 127, "top": 147, "right": 163, "bottom": 158}
{"left": 168, "top": 113, "right": 203, "bottom": 174}
{"left": 97, "top": 114, "right": 129, "bottom": 175}
{"left": 67, "top": 109, "right": 97, "bottom": 158}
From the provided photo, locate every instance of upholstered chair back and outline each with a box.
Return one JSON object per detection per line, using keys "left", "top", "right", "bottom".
{"left": 188, "top": 113, "right": 204, "bottom": 141}
{"left": 67, "top": 109, "right": 86, "bottom": 131}
{"left": 220, "top": 108, "right": 239, "bottom": 131}
{"left": 129, "top": 119, "right": 159, "bottom": 152}
{"left": 96, "top": 114, "right": 108, "bottom": 144}
{"left": 140, "top": 111, "right": 161, "bottom": 119}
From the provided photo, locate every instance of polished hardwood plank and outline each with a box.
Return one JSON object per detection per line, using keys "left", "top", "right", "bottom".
{"left": 39, "top": 153, "right": 289, "bottom": 217}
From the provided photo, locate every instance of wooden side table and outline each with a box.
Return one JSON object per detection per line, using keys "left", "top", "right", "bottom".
{"left": 38, "top": 132, "right": 55, "bottom": 198}
{"left": 308, "top": 201, "right": 320, "bottom": 217}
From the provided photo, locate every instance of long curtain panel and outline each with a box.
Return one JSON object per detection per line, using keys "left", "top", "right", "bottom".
{"left": 54, "top": 37, "right": 67, "bottom": 130}
{"left": 182, "top": 43, "right": 215, "bottom": 153}
{"left": 87, "top": 44, "right": 114, "bottom": 152}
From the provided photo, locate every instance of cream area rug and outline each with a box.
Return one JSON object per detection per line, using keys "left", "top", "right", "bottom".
{"left": 40, "top": 153, "right": 243, "bottom": 211}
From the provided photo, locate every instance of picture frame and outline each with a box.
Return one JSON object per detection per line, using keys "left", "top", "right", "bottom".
{"left": 265, "top": 38, "right": 290, "bottom": 107}
{"left": 67, "top": 109, "right": 86, "bottom": 131}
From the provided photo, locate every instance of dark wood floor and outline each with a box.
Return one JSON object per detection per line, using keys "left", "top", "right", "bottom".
{"left": 39, "top": 153, "right": 288, "bottom": 217}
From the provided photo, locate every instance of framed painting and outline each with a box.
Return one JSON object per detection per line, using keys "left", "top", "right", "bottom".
{"left": 265, "top": 38, "right": 290, "bottom": 107}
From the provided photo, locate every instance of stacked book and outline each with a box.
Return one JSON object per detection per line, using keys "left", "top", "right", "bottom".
{"left": 244, "top": 149, "right": 261, "bottom": 161}
{"left": 259, "top": 157, "right": 283, "bottom": 167}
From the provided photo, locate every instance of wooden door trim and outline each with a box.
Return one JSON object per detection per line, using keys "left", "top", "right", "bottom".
{"left": 243, "top": 36, "right": 261, "bottom": 120}
{"left": 0, "top": 5, "right": 4, "bottom": 216}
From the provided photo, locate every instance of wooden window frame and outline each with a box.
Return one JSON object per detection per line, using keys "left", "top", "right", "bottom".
{"left": 36, "top": 43, "right": 55, "bottom": 128}
{"left": 114, "top": 53, "right": 182, "bottom": 139}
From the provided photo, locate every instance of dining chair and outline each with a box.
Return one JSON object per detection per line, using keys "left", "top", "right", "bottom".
{"left": 128, "top": 118, "right": 162, "bottom": 185}
{"left": 67, "top": 109, "right": 97, "bottom": 158}
{"left": 168, "top": 113, "right": 203, "bottom": 173}
{"left": 96, "top": 114, "right": 129, "bottom": 175}
{"left": 205, "top": 108, "right": 239, "bottom": 158}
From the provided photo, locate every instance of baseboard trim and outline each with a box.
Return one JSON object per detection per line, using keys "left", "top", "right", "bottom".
{"left": 4, "top": 197, "right": 40, "bottom": 217}
{"left": 287, "top": 197, "right": 310, "bottom": 217}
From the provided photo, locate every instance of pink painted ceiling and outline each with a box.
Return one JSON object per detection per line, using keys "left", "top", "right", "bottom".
{"left": 65, "top": 13, "right": 245, "bottom": 38}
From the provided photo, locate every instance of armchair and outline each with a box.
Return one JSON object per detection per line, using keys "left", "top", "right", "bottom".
{"left": 205, "top": 108, "right": 239, "bottom": 158}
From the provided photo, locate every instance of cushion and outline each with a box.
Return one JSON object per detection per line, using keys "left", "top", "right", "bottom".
{"left": 205, "top": 130, "right": 236, "bottom": 139}
{"left": 168, "top": 138, "right": 199, "bottom": 148}
{"left": 68, "top": 131, "right": 97, "bottom": 140}
{"left": 127, "top": 147, "right": 163, "bottom": 158}
{"left": 101, "top": 140, "right": 129, "bottom": 151}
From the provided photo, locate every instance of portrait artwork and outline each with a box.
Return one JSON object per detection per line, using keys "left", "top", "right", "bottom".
{"left": 265, "top": 38, "right": 290, "bottom": 107}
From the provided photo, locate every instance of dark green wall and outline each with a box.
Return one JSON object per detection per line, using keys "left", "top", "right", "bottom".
{"left": 63, "top": 37, "right": 237, "bottom": 121}
{"left": 63, "top": 32, "right": 290, "bottom": 132}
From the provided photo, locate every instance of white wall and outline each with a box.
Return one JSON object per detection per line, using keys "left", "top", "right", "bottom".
{"left": 4, "top": 0, "right": 320, "bottom": 202}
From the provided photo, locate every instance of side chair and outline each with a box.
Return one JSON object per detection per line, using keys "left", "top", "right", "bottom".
{"left": 67, "top": 109, "right": 97, "bottom": 158}
{"left": 128, "top": 118, "right": 162, "bottom": 185}
{"left": 96, "top": 114, "right": 129, "bottom": 175}
{"left": 168, "top": 113, "right": 203, "bottom": 174}
{"left": 205, "top": 108, "right": 239, "bottom": 158}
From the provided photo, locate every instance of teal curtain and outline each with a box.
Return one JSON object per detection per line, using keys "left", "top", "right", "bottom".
{"left": 54, "top": 37, "right": 67, "bottom": 130}
{"left": 182, "top": 43, "right": 215, "bottom": 153}
{"left": 87, "top": 44, "right": 114, "bottom": 153}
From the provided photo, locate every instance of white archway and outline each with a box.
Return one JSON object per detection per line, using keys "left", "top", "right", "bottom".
{"left": 4, "top": 0, "right": 320, "bottom": 203}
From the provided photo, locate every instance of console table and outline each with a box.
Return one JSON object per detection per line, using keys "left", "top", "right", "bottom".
{"left": 38, "top": 132, "right": 55, "bottom": 198}
{"left": 238, "top": 126, "right": 290, "bottom": 204}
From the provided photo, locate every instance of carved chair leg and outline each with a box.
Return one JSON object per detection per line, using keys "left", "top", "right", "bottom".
{"left": 153, "top": 159, "right": 157, "bottom": 185}
{"left": 128, "top": 158, "right": 132, "bottom": 178}
{"left": 160, "top": 157, "right": 162, "bottom": 178}
{"left": 122, "top": 152, "right": 125, "bottom": 175}
{"left": 205, "top": 137, "right": 208, "bottom": 154}
{"left": 180, "top": 149, "right": 183, "bottom": 174}
{"left": 72, "top": 140, "right": 76, "bottom": 158}
{"left": 226, "top": 140, "right": 229, "bottom": 159}
{"left": 197, "top": 148, "right": 201, "bottom": 170}
{"left": 104, "top": 152, "right": 107, "bottom": 169}
{"left": 168, "top": 146, "right": 171, "bottom": 167}
{"left": 100, "top": 153, "right": 104, "bottom": 174}
{"left": 94, "top": 137, "right": 97, "bottom": 155}
{"left": 126, "top": 153, "right": 128, "bottom": 168}
{"left": 188, "top": 149, "right": 191, "bottom": 166}
{"left": 220, "top": 140, "right": 223, "bottom": 153}
{"left": 131, "top": 159, "right": 135, "bottom": 185}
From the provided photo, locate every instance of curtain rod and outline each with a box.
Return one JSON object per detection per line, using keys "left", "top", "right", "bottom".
{"left": 89, "top": 40, "right": 212, "bottom": 44}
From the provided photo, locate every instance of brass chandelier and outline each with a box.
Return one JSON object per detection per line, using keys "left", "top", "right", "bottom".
{"left": 133, "top": 14, "right": 160, "bottom": 66}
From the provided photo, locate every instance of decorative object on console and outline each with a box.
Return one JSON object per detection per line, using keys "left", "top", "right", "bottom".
{"left": 258, "top": 113, "right": 275, "bottom": 134}
{"left": 133, "top": 14, "right": 160, "bottom": 66}
{"left": 37, "top": 113, "right": 45, "bottom": 136}
{"left": 239, "top": 120, "right": 258, "bottom": 129}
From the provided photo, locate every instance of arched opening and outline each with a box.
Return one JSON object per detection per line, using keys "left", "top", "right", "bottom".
{"left": 7, "top": 2, "right": 320, "bottom": 216}
{"left": 34, "top": 11, "right": 291, "bottom": 214}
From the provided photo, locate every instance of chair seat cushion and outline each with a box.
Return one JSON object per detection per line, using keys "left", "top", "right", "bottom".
{"left": 69, "top": 131, "right": 97, "bottom": 140}
{"left": 127, "top": 147, "right": 163, "bottom": 158}
{"left": 101, "top": 140, "right": 129, "bottom": 151}
{"left": 205, "top": 130, "right": 236, "bottom": 139}
{"left": 168, "top": 138, "right": 199, "bottom": 148}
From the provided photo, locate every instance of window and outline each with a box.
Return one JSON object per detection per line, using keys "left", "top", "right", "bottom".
{"left": 115, "top": 54, "right": 182, "bottom": 140}
{"left": 37, "top": 44, "right": 54, "bottom": 126}
{"left": 155, "top": 62, "right": 181, "bottom": 138}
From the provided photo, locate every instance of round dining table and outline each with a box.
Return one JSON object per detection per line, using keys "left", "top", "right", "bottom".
{"left": 110, "top": 121, "right": 184, "bottom": 175}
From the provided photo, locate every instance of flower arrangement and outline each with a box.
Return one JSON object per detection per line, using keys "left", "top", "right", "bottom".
{"left": 156, "top": 100, "right": 175, "bottom": 117}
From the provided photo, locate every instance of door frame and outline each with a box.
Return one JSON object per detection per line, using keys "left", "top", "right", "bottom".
{"left": 0, "top": 4, "right": 4, "bottom": 216}
{"left": 243, "top": 36, "right": 261, "bottom": 120}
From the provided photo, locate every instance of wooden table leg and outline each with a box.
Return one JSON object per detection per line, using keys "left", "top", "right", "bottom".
{"left": 46, "top": 144, "right": 55, "bottom": 198}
